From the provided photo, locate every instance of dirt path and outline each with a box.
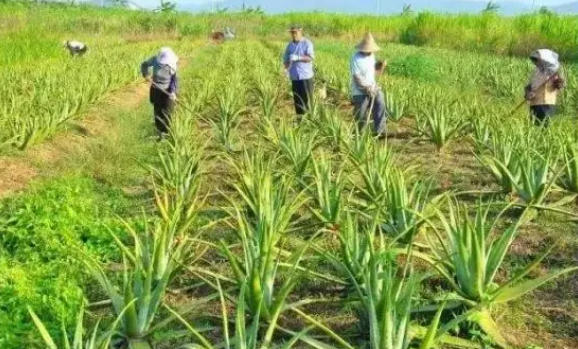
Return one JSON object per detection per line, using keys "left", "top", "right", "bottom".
{"left": 0, "top": 81, "right": 150, "bottom": 198}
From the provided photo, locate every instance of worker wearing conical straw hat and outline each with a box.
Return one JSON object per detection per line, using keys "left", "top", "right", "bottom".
{"left": 524, "top": 49, "right": 565, "bottom": 126}
{"left": 283, "top": 24, "right": 315, "bottom": 122}
{"left": 350, "top": 33, "right": 388, "bottom": 137}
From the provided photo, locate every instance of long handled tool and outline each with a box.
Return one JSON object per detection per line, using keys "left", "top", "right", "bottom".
{"left": 365, "top": 60, "right": 386, "bottom": 133}
{"left": 148, "top": 79, "right": 197, "bottom": 115}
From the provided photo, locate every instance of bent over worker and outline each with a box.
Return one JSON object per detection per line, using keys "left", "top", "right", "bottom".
{"left": 350, "top": 33, "right": 388, "bottom": 137}
{"left": 283, "top": 25, "right": 315, "bottom": 120}
{"left": 64, "top": 40, "right": 88, "bottom": 56}
{"left": 525, "top": 49, "right": 566, "bottom": 126}
{"left": 141, "top": 47, "right": 179, "bottom": 137}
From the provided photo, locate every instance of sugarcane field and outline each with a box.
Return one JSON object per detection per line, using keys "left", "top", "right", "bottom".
{"left": 1, "top": 1, "right": 578, "bottom": 349}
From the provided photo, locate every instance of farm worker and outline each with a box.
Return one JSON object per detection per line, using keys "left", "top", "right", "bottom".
{"left": 350, "top": 33, "right": 388, "bottom": 136}
{"left": 223, "top": 27, "right": 235, "bottom": 40}
{"left": 63, "top": 40, "right": 88, "bottom": 56}
{"left": 283, "top": 24, "right": 315, "bottom": 121}
{"left": 524, "top": 49, "right": 566, "bottom": 126}
{"left": 141, "top": 47, "right": 179, "bottom": 137}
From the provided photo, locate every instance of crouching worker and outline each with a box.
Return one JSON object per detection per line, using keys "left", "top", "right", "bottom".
{"left": 350, "top": 33, "right": 388, "bottom": 137}
{"left": 64, "top": 40, "right": 88, "bottom": 56}
{"left": 141, "top": 47, "right": 179, "bottom": 138}
{"left": 525, "top": 49, "right": 566, "bottom": 126}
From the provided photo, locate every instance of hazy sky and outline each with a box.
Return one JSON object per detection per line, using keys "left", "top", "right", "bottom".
{"left": 134, "top": 0, "right": 572, "bottom": 8}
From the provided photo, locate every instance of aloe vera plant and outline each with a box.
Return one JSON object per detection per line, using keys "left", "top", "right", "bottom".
{"left": 486, "top": 148, "right": 561, "bottom": 207}
{"left": 418, "top": 105, "right": 466, "bottom": 151}
{"left": 352, "top": 145, "right": 394, "bottom": 212}
{"left": 221, "top": 153, "right": 309, "bottom": 324}
{"left": 314, "top": 215, "right": 478, "bottom": 349}
{"left": 381, "top": 169, "right": 437, "bottom": 243}
{"left": 28, "top": 303, "right": 121, "bottom": 349}
{"left": 85, "top": 172, "right": 205, "bottom": 349}
{"left": 85, "top": 218, "right": 202, "bottom": 349}
{"left": 558, "top": 135, "right": 578, "bottom": 194}
{"left": 420, "top": 200, "right": 578, "bottom": 347}
{"left": 475, "top": 129, "right": 522, "bottom": 194}
{"left": 309, "top": 155, "right": 348, "bottom": 229}
{"left": 346, "top": 126, "right": 376, "bottom": 165}
{"left": 277, "top": 121, "right": 319, "bottom": 180}
{"left": 385, "top": 92, "right": 409, "bottom": 123}
{"left": 1, "top": 46, "right": 144, "bottom": 149}
{"left": 310, "top": 104, "right": 348, "bottom": 152}
{"left": 253, "top": 75, "right": 281, "bottom": 119}
{"left": 212, "top": 76, "right": 246, "bottom": 152}
{"left": 170, "top": 280, "right": 330, "bottom": 349}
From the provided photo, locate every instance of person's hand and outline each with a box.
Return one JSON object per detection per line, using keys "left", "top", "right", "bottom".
{"left": 369, "top": 84, "right": 380, "bottom": 97}
{"left": 169, "top": 92, "right": 177, "bottom": 101}
{"left": 553, "top": 77, "right": 566, "bottom": 90}
{"left": 144, "top": 76, "right": 152, "bottom": 83}
{"left": 289, "top": 54, "right": 301, "bottom": 63}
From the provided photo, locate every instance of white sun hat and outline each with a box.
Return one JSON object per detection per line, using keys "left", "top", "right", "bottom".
{"left": 157, "top": 47, "right": 179, "bottom": 71}
{"left": 530, "top": 49, "right": 560, "bottom": 74}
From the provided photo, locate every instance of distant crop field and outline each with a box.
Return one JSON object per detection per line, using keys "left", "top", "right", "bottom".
{"left": 0, "top": 3, "right": 577, "bottom": 349}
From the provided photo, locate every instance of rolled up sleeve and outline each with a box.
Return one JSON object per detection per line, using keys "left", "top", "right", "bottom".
{"left": 140, "top": 57, "right": 155, "bottom": 77}
{"left": 305, "top": 40, "right": 314, "bottom": 60}
{"left": 283, "top": 45, "right": 291, "bottom": 64}
{"left": 168, "top": 74, "right": 178, "bottom": 94}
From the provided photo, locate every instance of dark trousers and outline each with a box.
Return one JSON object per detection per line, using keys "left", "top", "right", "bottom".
{"left": 530, "top": 105, "right": 555, "bottom": 126}
{"left": 71, "top": 47, "right": 88, "bottom": 56}
{"left": 291, "top": 79, "right": 314, "bottom": 116}
{"left": 352, "top": 91, "right": 387, "bottom": 135}
{"left": 150, "top": 86, "right": 175, "bottom": 134}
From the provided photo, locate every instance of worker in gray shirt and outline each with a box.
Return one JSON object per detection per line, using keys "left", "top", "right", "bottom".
{"left": 141, "top": 47, "right": 179, "bottom": 138}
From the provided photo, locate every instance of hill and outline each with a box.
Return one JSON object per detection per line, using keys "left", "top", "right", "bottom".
{"left": 182, "top": 0, "right": 531, "bottom": 15}
{"left": 553, "top": 1, "right": 578, "bottom": 13}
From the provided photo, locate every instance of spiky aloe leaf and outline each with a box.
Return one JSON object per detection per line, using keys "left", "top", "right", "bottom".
{"left": 27, "top": 307, "right": 58, "bottom": 349}
{"left": 492, "top": 267, "right": 578, "bottom": 304}
{"left": 469, "top": 309, "right": 510, "bottom": 349}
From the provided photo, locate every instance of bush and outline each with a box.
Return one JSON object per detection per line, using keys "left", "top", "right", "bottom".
{"left": 387, "top": 53, "right": 441, "bottom": 83}
{"left": 0, "top": 176, "right": 133, "bottom": 348}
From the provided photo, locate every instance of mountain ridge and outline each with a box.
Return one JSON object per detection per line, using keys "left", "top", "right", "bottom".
{"left": 180, "top": 0, "right": 577, "bottom": 15}
{"left": 553, "top": 1, "right": 578, "bottom": 13}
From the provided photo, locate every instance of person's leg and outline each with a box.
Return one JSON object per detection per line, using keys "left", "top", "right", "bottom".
{"left": 530, "top": 105, "right": 546, "bottom": 126}
{"left": 149, "top": 85, "right": 155, "bottom": 105}
{"left": 542, "top": 105, "right": 556, "bottom": 127}
{"left": 291, "top": 80, "right": 305, "bottom": 115}
{"left": 352, "top": 95, "right": 370, "bottom": 131}
{"left": 153, "top": 89, "right": 169, "bottom": 135}
{"left": 158, "top": 92, "right": 174, "bottom": 135}
{"left": 303, "top": 79, "right": 314, "bottom": 112}
{"left": 372, "top": 91, "right": 387, "bottom": 136}
{"left": 162, "top": 97, "right": 175, "bottom": 133}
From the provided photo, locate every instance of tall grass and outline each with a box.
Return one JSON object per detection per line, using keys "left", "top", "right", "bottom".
{"left": 2, "top": 3, "right": 578, "bottom": 60}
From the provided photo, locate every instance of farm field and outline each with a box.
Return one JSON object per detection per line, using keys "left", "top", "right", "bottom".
{"left": 1, "top": 3, "right": 578, "bottom": 349}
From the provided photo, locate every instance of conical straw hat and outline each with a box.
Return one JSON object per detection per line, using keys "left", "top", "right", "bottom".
{"left": 355, "top": 33, "right": 380, "bottom": 53}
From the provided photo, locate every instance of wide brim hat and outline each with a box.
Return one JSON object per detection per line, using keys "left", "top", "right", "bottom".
{"left": 530, "top": 48, "right": 560, "bottom": 73}
{"left": 289, "top": 24, "right": 303, "bottom": 32}
{"left": 157, "top": 47, "right": 179, "bottom": 70}
{"left": 356, "top": 33, "right": 381, "bottom": 53}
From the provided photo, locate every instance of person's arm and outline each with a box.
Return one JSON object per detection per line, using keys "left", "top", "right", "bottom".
{"left": 553, "top": 71, "right": 566, "bottom": 90}
{"left": 299, "top": 40, "right": 314, "bottom": 63}
{"left": 140, "top": 57, "right": 155, "bottom": 79}
{"left": 351, "top": 58, "right": 373, "bottom": 94}
{"left": 375, "top": 60, "right": 387, "bottom": 77}
{"left": 283, "top": 45, "right": 291, "bottom": 69}
{"left": 168, "top": 73, "right": 178, "bottom": 94}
